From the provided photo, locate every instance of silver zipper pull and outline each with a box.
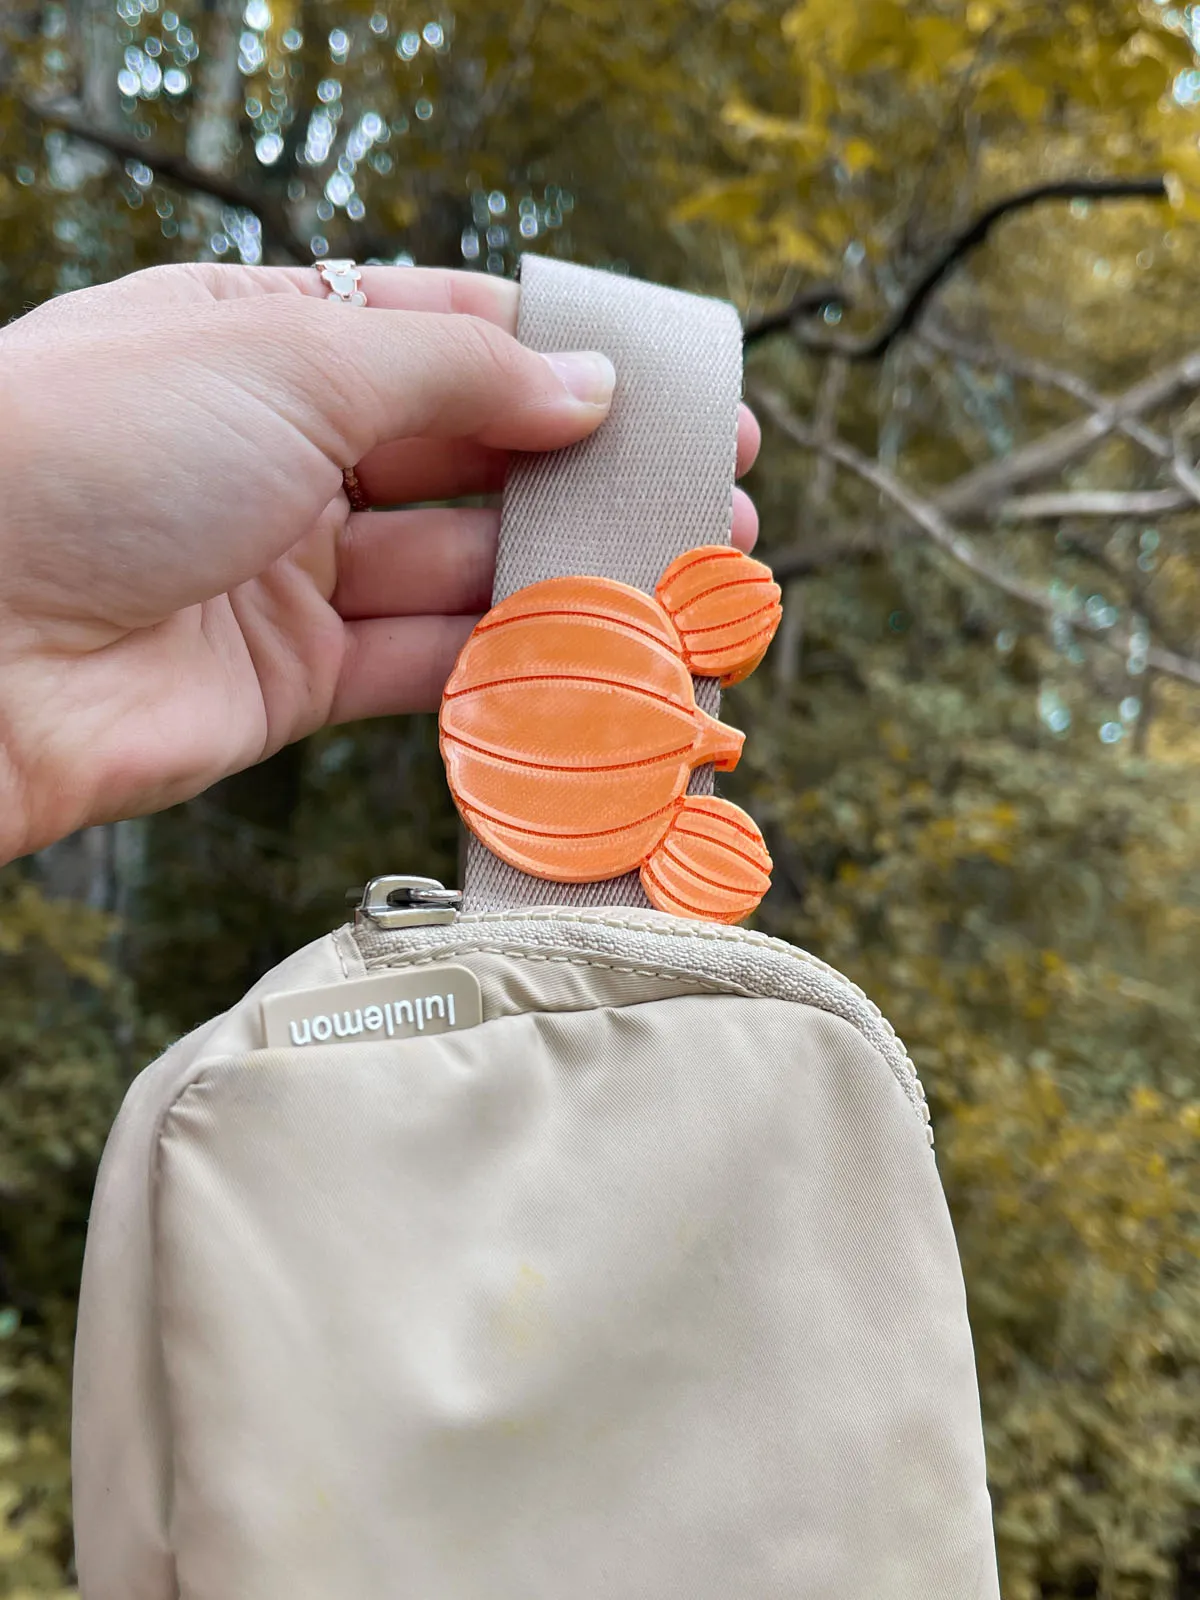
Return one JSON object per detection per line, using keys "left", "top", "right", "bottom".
{"left": 346, "top": 875, "right": 462, "bottom": 929}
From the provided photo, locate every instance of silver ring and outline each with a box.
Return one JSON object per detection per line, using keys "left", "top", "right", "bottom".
{"left": 316, "top": 258, "right": 367, "bottom": 306}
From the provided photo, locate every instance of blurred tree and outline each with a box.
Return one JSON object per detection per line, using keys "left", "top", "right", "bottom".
{"left": 7, "top": 0, "right": 1200, "bottom": 1594}
{"left": 0, "top": 878, "right": 167, "bottom": 1594}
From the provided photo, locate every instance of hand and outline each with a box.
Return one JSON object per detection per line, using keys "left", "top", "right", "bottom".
{"left": 0, "top": 263, "right": 761, "bottom": 864}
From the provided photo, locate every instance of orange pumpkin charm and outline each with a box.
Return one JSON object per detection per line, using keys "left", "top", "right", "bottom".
{"left": 439, "top": 545, "right": 781, "bottom": 924}
{"left": 656, "top": 546, "right": 784, "bottom": 687}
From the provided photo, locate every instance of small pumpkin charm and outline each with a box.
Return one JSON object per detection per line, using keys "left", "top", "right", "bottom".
{"left": 439, "top": 545, "right": 781, "bottom": 925}
{"left": 656, "top": 545, "right": 783, "bottom": 686}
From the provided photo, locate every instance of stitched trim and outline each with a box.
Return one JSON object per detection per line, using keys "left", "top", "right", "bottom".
{"left": 148, "top": 1054, "right": 219, "bottom": 1576}
{"left": 355, "top": 913, "right": 931, "bottom": 1146}
{"left": 380, "top": 945, "right": 734, "bottom": 994}
{"left": 382, "top": 907, "right": 889, "bottom": 1005}
{"left": 332, "top": 924, "right": 367, "bottom": 982}
{"left": 417, "top": 909, "right": 919, "bottom": 1116}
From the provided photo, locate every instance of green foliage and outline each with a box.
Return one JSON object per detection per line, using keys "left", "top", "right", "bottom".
{"left": 0, "top": 880, "right": 168, "bottom": 1596}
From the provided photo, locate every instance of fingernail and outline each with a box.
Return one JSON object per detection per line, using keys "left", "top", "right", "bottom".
{"left": 542, "top": 350, "right": 616, "bottom": 406}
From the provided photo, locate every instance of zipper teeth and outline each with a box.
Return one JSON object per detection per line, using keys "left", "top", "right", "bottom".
{"left": 361, "top": 907, "right": 930, "bottom": 1142}
{"left": 457, "top": 909, "right": 921, "bottom": 1090}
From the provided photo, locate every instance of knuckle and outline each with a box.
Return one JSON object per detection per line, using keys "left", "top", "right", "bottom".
{"left": 447, "top": 313, "right": 521, "bottom": 385}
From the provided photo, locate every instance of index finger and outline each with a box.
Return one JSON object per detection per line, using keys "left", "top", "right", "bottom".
{"left": 194, "top": 261, "right": 521, "bottom": 326}
{"left": 201, "top": 263, "right": 761, "bottom": 472}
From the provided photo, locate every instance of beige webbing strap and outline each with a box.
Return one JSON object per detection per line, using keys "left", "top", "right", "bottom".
{"left": 463, "top": 254, "right": 744, "bottom": 911}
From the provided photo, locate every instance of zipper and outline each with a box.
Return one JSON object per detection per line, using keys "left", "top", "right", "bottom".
{"left": 347, "top": 875, "right": 462, "bottom": 930}
{"left": 346, "top": 878, "right": 931, "bottom": 1143}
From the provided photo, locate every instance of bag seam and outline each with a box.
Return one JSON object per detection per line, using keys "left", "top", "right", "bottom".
{"left": 329, "top": 923, "right": 364, "bottom": 980}
{"left": 356, "top": 918, "right": 930, "bottom": 1143}
{"left": 367, "top": 944, "right": 735, "bottom": 993}
{"left": 147, "top": 1054, "right": 216, "bottom": 1600}
{"left": 412, "top": 906, "right": 856, "bottom": 974}
{"left": 355, "top": 911, "right": 907, "bottom": 1076}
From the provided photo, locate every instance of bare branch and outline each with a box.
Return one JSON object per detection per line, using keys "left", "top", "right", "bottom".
{"left": 921, "top": 323, "right": 1181, "bottom": 468}
{"left": 744, "top": 177, "right": 1168, "bottom": 358}
{"left": 925, "top": 323, "right": 1200, "bottom": 512}
{"left": 742, "top": 284, "right": 846, "bottom": 345}
{"left": 771, "top": 528, "right": 883, "bottom": 582}
{"left": 935, "top": 350, "right": 1200, "bottom": 518}
{"left": 1055, "top": 530, "right": 1175, "bottom": 653}
{"left": 752, "top": 381, "right": 1200, "bottom": 690}
{"left": 1172, "top": 443, "right": 1200, "bottom": 506}
{"left": 774, "top": 356, "right": 852, "bottom": 683}
{"left": 1001, "top": 487, "right": 1196, "bottom": 520}
{"left": 25, "top": 97, "right": 306, "bottom": 262}
{"left": 811, "top": 355, "right": 849, "bottom": 508}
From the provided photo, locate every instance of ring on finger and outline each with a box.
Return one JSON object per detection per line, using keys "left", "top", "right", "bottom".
{"left": 316, "top": 258, "right": 368, "bottom": 307}
{"left": 316, "top": 258, "right": 371, "bottom": 508}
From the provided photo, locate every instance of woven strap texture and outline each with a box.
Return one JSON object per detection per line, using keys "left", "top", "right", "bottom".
{"left": 463, "top": 254, "right": 744, "bottom": 911}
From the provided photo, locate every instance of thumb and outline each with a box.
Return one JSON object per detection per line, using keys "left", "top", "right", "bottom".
{"left": 219, "top": 297, "right": 617, "bottom": 461}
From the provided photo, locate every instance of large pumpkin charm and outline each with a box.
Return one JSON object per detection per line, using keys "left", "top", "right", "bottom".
{"left": 440, "top": 545, "right": 780, "bottom": 924}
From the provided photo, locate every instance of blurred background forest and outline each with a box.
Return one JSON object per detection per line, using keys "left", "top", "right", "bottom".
{"left": 5, "top": 0, "right": 1200, "bottom": 1594}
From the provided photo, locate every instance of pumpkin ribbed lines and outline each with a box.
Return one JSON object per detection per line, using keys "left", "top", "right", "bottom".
{"left": 677, "top": 597, "right": 784, "bottom": 638}
{"left": 660, "top": 843, "right": 766, "bottom": 894}
{"left": 442, "top": 731, "right": 696, "bottom": 773}
{"left": 459, "top": 799, "right": 675, "bottom": 841}
{"left": 473, "top": 607, "right": 678, "bottom": 651}
{"left": 686, "top": 621, "right": 782, "bottom": 664}
{"left": 639, "top": 860, "right": 714, "bottom": 920}
{"left": 443, "top": 673, "right": 691, "bottom": 712}
{"left": 669, "top": 828, "right": 772, "bottom": 872}
{"left": 677, "top": 803, "right": 767, "bottom": 843}
{"left": 660, "top": 548, "right": 745, "bottom": 574}
{"left": 675, "top": 575, "right": 778, "bottom": 605}
{"left": 656, "top": 546, "right": 783, "bottom": 686}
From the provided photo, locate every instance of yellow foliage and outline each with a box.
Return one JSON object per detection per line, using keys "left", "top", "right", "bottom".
{"left": 671, "top": 175, "right": 767, "bottom": 228}
{"left": 768, "top": 219, "right": 835, "bottom": 273}
{"left": 720, "top": 98, "right": 822, "bottom": 152}
{"left": 840, "top": 138, "right": 877, "bottom": 176}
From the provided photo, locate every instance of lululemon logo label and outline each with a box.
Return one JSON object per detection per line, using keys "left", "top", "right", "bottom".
{"left": 288, "top": 990, "right": 457, "bottom": 1046}
{"left": 260, "top": 965, "right": 483, "bottom": 1050}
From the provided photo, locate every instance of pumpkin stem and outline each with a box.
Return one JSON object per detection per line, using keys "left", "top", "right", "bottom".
{"left": 691, "top": 710, "right": 744, "bottom": 771}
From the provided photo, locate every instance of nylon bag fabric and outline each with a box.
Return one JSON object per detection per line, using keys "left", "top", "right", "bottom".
{"left": 73, "top": 909, "right": 1001, "bottom": 1599}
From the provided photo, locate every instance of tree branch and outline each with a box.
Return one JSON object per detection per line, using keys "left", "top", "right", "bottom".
{"left": 1000, "top": 487, "right": 1196, "bottom": 521}
{"left": 25, "top": 98, "right": 306, "bottom": 262}
{"left": 771, "top": 527, "right": 882, "bottom": 582}
{"left": 922, "top": 324, "right": 1175, "bottom": 454}
{"left": 752, "top": 381, "right": 1200, "bottom": 690}
{"left": 935, "top": 349, "right": 1200, "bottom": 518}
{"left": 1056, "top": 529, "right": 1176, "bottom": 655}
{"left": 742, "top": 284, "right": 846, "bottom": 344}
{"left": 922, "top": 323, "right": 1200, "bottom": 511}
{"left": 744, "top": 177, "right": 1168, "bottom": 358}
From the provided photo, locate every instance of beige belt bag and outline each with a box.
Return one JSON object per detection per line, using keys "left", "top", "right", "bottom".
{"left": 72, "top": 258, "right": 1001, "bottom": 1600}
